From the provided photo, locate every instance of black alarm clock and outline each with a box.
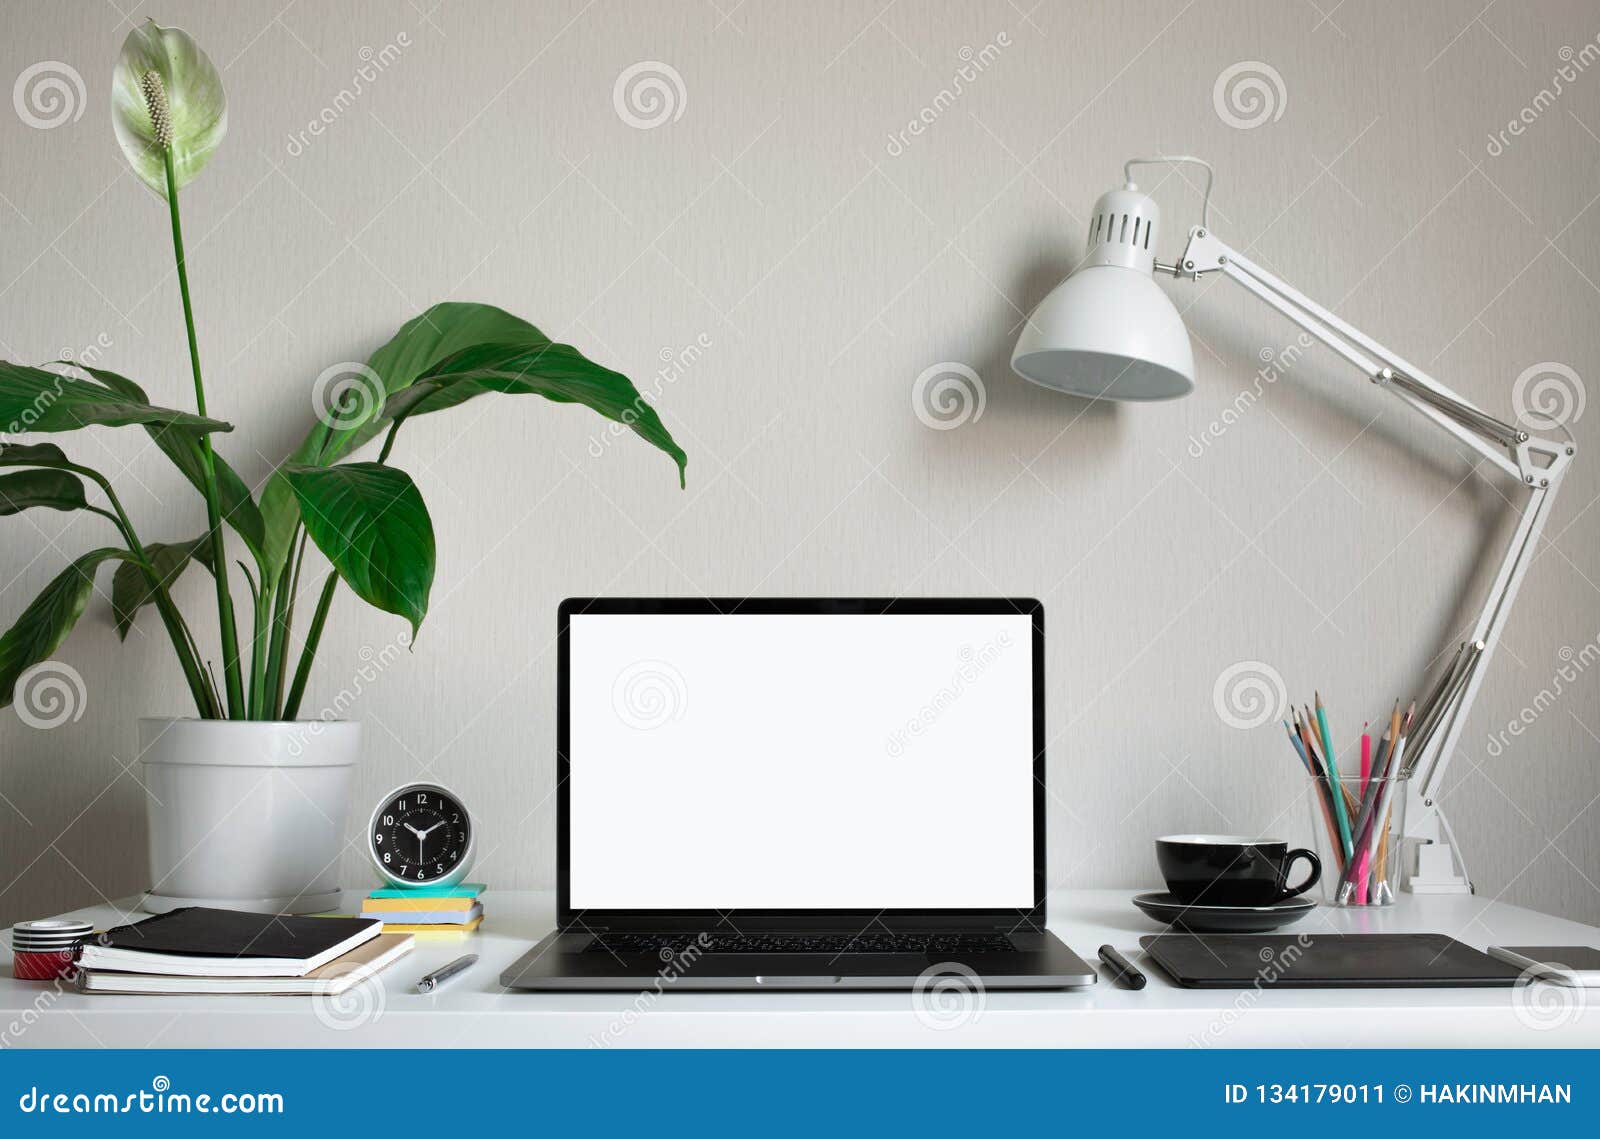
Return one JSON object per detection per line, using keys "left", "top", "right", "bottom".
{"left": 366, "top": 782, "right": 475, "bottom": 888}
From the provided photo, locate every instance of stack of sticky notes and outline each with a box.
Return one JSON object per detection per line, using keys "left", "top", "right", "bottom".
{"left": 360, "top": 883, "right": 485, "bottom": 934}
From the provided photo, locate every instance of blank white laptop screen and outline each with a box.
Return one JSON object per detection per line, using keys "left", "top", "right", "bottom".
{"left": 567, "top": 611, "right": 1036, "bottom": 910}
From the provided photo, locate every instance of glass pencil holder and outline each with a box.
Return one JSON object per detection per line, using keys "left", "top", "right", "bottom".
{"left": 1305, "top": 773, "right": 1408, "bottom": 907}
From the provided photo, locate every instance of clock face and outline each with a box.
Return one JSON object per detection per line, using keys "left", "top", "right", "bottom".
{"left": 370, "top": 785, "right": 471, "bottom": 885}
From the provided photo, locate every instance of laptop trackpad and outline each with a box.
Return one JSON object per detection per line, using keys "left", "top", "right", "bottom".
{"left": 686, "top": 953, "right": 930, "bottom": 978}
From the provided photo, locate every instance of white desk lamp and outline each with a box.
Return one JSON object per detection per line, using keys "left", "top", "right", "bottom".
{"left": 1013, "top": 155, "right": 1576, "bottom": 894}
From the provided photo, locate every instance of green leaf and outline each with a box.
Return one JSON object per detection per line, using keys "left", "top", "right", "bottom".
{"left": 284, "top": 463, "right": 435, "bottom": 637}
{"left": 0, "top": 361, "right": 232, "bottom": 435}
{"left": 110, "top": 537, "right": 213, "bottom": 641}
{"left": 81, "top": 365, "right": 267, "bottom": 571}
{"left": 1, "top": 548, "right": 128, "bottom": 710}
{"left": 259, "top": 303, "right": 549, "bottom": 575}
{"left": 0, "top": 470, "right": 89, "bottom": 517}
{"left": 0, "top": 442, "right": 71, "bottom": 468}
{"left": 111, "top": 20, "right": 227, "bottom": 197}
{"left": 385, "top": 340, "right": 687, "bottom": 486}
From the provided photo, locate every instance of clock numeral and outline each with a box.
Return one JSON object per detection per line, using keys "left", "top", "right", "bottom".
{"left": 417, "top": 791, "right": 428, "bottom": 803}
{"left": 383, "top": 814, "right": 394, "bottom": 826}
{"left": 374, "top": 832, "right": 383, "bottom": 845}
{"left": 383, "top": 851, "right": 391, "bottom": 864}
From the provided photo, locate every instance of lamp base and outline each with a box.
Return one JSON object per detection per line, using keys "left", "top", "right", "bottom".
{"left": 1404, "top": 841, "right": 1472, "bottom": 894}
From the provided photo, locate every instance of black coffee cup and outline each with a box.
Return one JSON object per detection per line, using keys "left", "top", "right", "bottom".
{"left": 1156, "top": 834, "right": 1320, "bottom": 906}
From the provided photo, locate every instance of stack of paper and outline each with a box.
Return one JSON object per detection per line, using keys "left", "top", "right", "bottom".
{"left": 73, "top": 907, "right": 413, "bottom": 995}
{"left": 360, "top": 883, "right": 485, "bottom": 933}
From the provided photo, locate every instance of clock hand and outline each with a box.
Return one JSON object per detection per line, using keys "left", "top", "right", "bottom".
{"left": 402, "top": 822, "right": 424, "bottom": 839}
{"left": 418, "top": 820, "right": 446, "bottom": 839}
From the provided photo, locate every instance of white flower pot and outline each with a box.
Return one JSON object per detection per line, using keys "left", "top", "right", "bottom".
{"left": 138, "top": 718, "right": 358, "bottom": 915}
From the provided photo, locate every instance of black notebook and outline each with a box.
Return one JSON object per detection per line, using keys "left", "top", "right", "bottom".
{"left": 78, "top": 907, "right": 381, "bottom": 978}
{"left": 1141, "top": 933, "right": 1525, "bottom": 988}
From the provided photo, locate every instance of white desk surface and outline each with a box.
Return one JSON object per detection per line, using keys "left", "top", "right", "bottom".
{"left": 3, "top": 889, "right": 1597, "bottom": 1048}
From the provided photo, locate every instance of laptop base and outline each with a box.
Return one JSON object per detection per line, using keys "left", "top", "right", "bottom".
{"left": 500, "top": 928, "right": 1097, "bottom": 990}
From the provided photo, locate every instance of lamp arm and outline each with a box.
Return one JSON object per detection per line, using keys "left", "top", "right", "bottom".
{"left": 1167, "top": 226, "right": 1576, "bottom": 893}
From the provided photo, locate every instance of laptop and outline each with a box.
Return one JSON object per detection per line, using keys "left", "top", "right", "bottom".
{"left": 501, "top": 598, "right": 1096, "bottom": 990}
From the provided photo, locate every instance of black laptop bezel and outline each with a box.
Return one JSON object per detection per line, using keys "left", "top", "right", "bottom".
{"left": 556, "top": 597, "right": 1047, "bottom": 932}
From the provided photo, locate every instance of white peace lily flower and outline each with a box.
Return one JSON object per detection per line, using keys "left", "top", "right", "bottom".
{"left": 111, "top": 19, "right": 226, "bottom": 196}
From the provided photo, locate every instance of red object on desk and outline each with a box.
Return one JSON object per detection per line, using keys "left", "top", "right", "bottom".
{"left": 12, "top": 948, "right": 77, "bottom": 982}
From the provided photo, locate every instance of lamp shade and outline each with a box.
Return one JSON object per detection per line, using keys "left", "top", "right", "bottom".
{"left": 1011, "top": 184, "right": 1195, "bottom": 401}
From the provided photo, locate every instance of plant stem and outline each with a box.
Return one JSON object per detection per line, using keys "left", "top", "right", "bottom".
{"left": 264, "top": 529, "right": 306, "bottom": 718}
{"left": 81, "top": 466, "right": 217, "bottom": 717}
{"left": 249, "top": 581, "right": 271, "bottom": 719}
{"left": 281, "top": 571, "right": 337, "bottom": 722}
{"left": 162, "top": 147, "right": 244, "bottom": 719}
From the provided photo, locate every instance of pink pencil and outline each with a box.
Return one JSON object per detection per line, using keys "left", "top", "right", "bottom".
{"left": 1356, "top": 725, "right": 1372, "bottom": 904}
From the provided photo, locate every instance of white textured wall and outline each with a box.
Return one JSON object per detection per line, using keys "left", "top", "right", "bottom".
{"left": 2, "top": 0, "right": 1597, "bottom": 927}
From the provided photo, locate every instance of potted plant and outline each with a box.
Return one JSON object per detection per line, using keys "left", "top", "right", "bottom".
{"left": 0, "top": 21, "right": 685, "bottom": 913}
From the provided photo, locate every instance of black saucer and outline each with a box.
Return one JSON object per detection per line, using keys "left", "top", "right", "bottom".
{"left": 1132, "top": 891, "right": 1316, "bottom": 933}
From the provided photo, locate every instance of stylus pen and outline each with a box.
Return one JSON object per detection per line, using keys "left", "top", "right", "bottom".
{"left": 416, "top": 953, "right": 478, "bottom": 994}
{"left": 1098, "top": 944, "right": 1146, "bottom": 990}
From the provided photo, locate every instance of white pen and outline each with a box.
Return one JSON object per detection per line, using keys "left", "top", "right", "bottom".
{"left": 416, "top": 953, "right": 478, "bottom": 994}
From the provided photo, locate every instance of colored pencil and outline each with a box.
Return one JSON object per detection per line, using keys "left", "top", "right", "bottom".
{"left": 1315, "top": 693, "right": 1353, "bottom": 860}
{"left": 1289, "top": 720, "right": 1342, "bottom": 860}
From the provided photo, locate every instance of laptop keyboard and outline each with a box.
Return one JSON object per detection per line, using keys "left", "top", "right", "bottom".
{"left": 585, "top": 931, "right": 1017, "bottom": 956}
